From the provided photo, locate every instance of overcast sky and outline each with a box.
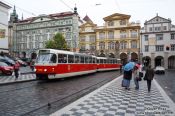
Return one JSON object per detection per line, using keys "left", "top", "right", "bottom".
{"left": 3, "top": 0, "right": 175, "bottom": 27}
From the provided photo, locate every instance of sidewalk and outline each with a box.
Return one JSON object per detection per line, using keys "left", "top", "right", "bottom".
{"left": 0, "top": 66, "right": 35, "bottom": 85}
{"left": 0, "top": 73, "right": 36, "bottom": 85}
{"left": 51, "top": 75, "right": 175, "bottom": 116}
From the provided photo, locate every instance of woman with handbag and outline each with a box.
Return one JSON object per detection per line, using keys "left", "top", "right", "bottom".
{"left": 133, "top": 65, "right": 140, "bottom": 90}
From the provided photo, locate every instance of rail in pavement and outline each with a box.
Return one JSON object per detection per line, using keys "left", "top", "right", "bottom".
{"left": 51, "top": 75, "right": 175, "bottom": 116}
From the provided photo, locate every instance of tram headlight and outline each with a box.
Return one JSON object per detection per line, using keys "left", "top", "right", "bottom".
{"left": 44, "top": 69, "right": 47, "bottom": 72}
{"left": 34, "top": 68, "right": 36, "bottom": 72}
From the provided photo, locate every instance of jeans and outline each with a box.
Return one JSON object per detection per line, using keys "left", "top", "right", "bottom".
{"left": 134, "top": 77, "right": 139, "bottom": 89}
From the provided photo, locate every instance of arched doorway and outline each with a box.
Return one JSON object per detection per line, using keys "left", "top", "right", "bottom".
{"left": 131, "top": 52, "right": 138, "bottom": 62}
{"left": 142, "top": 56, "right": 151, "bottom": 67}
{"left": 168, "top": 55, "right": 175, "bottom": 69}
{"left": 155, "top": 56, "right": 164, "bottom": 67}
{"left": 109, "top": 53, "right": 115, "bottom": 58}
{"left": 120, "top": 53, "right": 127, "bottom": 65}
{"left": 98, "top": 50, "right": 106, "bottom": 57}
{"left": 31, "top": 52, "right": 37, "bottom": 59}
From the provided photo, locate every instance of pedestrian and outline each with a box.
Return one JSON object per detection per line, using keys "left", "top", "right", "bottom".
{"left": 133, "top": 65, "right": 140, "bottom": 90}
{"left": 30, "top": 59, "right": 35, "bottom": 71}
{"left": 144, "top": 65, "right": 154, "bottom": 92}
{"left": 120, "top": 64, "right": 123, "bottom": 74}
{"left": 14, "top": 60, "right": 20, "bottom": 79}
{"left": 123, "top": 69, "right": 132, "bottom": 90}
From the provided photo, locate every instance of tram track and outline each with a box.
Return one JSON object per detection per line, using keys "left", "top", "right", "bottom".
{"left": 0, "top": 71, "right": 120, "bottom": 116}
{"left": 22, "top": 72, "right": 121, "bottom": 116}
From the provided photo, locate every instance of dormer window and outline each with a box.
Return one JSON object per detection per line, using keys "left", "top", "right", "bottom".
{"left": 108, "top": 21, "right": 114, "bottom": 26}
{"left": 156, "top": 18, "right": 159, "bottom": 21}
{"left": 120, "top": 20, "right": 126, "bottom": 25}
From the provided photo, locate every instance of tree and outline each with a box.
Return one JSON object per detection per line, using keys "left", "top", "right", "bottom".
{"left": 45, "top": 33, "right": 68, "bottom": 50}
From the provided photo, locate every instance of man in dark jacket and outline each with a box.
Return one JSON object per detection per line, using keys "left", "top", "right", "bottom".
{"left": 144, "top": 65, "right": 154, "bottom": 92}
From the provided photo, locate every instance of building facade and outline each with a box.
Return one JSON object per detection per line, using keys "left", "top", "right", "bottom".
{"left": 9, "top": 7, "right": 81, "bottom": 58}
{"left": 95, "top": 13, "right": 140, "bottom": 64}
{"left": 141, "top": 14, "right": 175, "bottom": 69}
{"left": 79, "top": 15, "right": 97, "bottom": 55}
{"left": 0, "top": 1, "right": 11, "bottom": 53}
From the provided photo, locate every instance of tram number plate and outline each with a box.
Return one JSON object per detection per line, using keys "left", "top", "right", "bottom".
{"left": 48, "top": 75, "right": 55, "bottom": 78}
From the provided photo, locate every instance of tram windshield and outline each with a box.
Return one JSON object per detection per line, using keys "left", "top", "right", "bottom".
{"left": 36, "top": 53, "right": 57, "bottom": 63}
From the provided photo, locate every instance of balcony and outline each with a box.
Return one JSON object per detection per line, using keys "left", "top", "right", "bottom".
{"left": 128, "top": 22, "right": 140, "bottom": 27}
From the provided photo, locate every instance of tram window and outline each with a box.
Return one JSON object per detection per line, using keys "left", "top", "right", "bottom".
{"left": 110, "top": 59, "right": 113, "bottom": 64}
{"left": 93, "top": 58, "right": 96, "bottom": 63}
{"left": 97, "top": 59, "right": 99, "bottom": 63}
{"left": 80, "top": 56, "right": 84, "bottom": 63}
{"left": 89, "top": 57, "right": 92, "bottom": 63}
{"left": 85, "top": 56, "right": 88, "bottom": 63}
{"left": 68, "top": 55, "right": 74, "bottom": 63}
{"left": 75, "top": 55, "right": 80, "bottom": 63}
{"left": 104, "top": 59, "right": 107, "bottom": 64}
{"left": 100, "top": 59, "right": 103, "bottom": 64}
{"left": 58, "top": 54, "right": 67, "bottom": 63}
{"left": 114, "top": 60, "right": 117, "bottom": 64}
{"left": 50, "top": 54, "right": 57, "bottom": 63}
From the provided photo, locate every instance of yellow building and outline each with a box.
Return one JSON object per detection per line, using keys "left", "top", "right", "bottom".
{"left": 79, "top": 15, "right": 97, "bottom": 55}
{"left": 79, "top": 13, "right": 140, "bottom": 64}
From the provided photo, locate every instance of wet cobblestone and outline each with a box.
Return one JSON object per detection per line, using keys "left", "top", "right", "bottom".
{"left": 0, "top": 71, "right": 120, "bottom": 116}
{"left": 154, "top": 70, "right": 175, "bottom": 102}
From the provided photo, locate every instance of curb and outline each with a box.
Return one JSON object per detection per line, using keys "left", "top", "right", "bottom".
{"left": 0, "top": 79, "right": 36, "bottom": 86}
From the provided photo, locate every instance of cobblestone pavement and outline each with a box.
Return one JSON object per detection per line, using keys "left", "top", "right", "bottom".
{"left": 154, "top": 70, "right": 175, "bottom": 103}
{"left": 0, "top": 73, "right": 36, "bottom": 84}
{"left": 51, "top": 75, "right": 175, "bottom": 116}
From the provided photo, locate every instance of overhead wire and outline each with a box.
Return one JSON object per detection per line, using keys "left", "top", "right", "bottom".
{"left": 1, "top": 0, "right": 36, "bottom": 16}
{"left": 59, "top": 0, "right": 74, "bottom": 11}
{"left": 114, "top": 0, "right": 121, "bottom": 12}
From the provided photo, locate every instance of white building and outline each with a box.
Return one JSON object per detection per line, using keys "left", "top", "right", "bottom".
{"left": 141, "top": 14, "right": 175, "bottom": 69}
{"left": 9, "top": 7, "right": 81, "bottom": 58}
{"left": 0, "top": 1, "right": 11, "bottom": 53}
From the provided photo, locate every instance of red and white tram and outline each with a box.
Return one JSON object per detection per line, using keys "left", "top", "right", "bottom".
{"left": 34, "top": 49, "right": 121, "bottom": 80}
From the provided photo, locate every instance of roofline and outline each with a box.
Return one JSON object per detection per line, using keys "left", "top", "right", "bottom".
{"left": 0, "top": 1, "right": 11, "bottom": 9}
{"left": 145, "top": 15, "right": 171, "bottom": 24}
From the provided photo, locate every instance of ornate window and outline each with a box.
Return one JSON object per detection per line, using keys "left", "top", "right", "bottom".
{"left": 90, "top": 45, "right": 96, "bottom": 50}
{"left": 120, "top": 41, "right": 127, "bottom": 49}
{"left": 108, "top": 31, "right": 114, "bottom": 39}
{"left": 171, "top": 44, "right": 175, "bottom": 51}
{"left": 108, "top": 42, "right": 115, "bottom": 50}
{"left": 108, "top": 21, "right": 114, "bottom": 26}
{"left": 145, "top": 45, "right": 149, "bottom": 52}
{"left": 155, "top": 45, "right": 164, "bottom": 51}
{"left": 144, "top": 35, "right": 148, "bottom": 41}
{"left": 99, "top": 42, "right": 105, "bottom": 50}
{"left": 171, "top": 34, "right": 175, "bottom": 40}
{"left": 90, "top": 35, "right": 95, "bottom": 42}
{"left": 120, "top": 30, "right": 127, "bottom": 38}
{"left": 156, "top": 34, "right": 163, "bottom": 40}
{"left": 80, "top": 36, "right": 85, "bottom": 42}
{"left": 120, "top": 20, "right": 126, "bottom": 25}
{"left": 130, "top": 30, "right": 137, "bottom": 38}
{"left": 99, "top": 32, "right": 105, "bottom": 40}
{"left": 131, "top": 41, "right": 137, "bottom": 48}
